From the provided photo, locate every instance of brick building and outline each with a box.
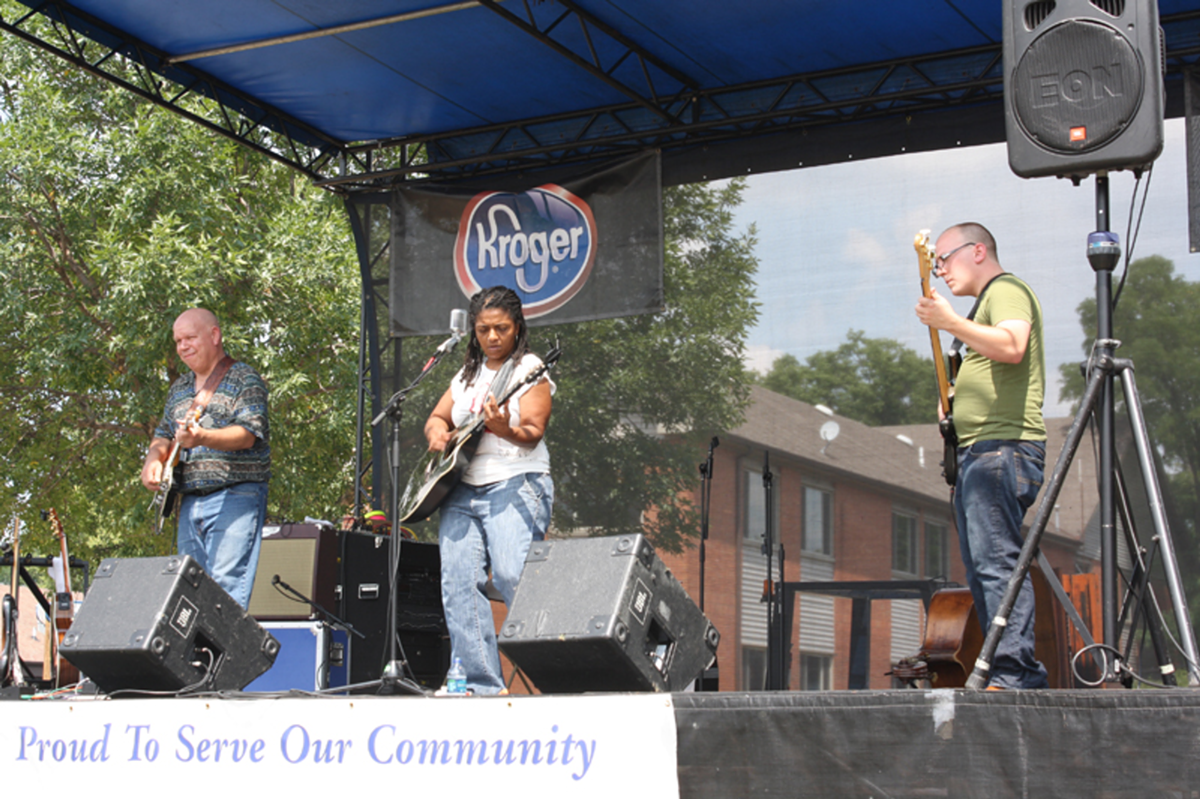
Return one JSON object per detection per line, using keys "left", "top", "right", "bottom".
{"left": 657, "top": 385, "right": 1101, "bottom": 692}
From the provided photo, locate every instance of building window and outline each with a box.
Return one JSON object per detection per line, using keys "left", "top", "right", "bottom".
{"left": 803, "top": 486, "right": 833, "bottom": 555}
{"left": 800, "top": 653, "right": 832, "bottom": 691}
{"left": 741, "top": 646, "right": 767, "bottom": 691}
{"left": 744, "top": 465, "right": 778, "bottom": 543}
{"left": 892, "top": 512, "right": 919, "bottom": 575}
{"left": 925, "top": 521, "right": 950, "bottom": 579}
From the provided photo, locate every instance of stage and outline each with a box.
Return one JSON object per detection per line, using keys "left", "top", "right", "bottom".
{"left": 7, "top": 688, "right": 1199, "bottom": 797}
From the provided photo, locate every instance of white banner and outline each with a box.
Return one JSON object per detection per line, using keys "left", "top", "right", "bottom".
{"left": 5, "top": 693, "right": 679, "bottom": 796}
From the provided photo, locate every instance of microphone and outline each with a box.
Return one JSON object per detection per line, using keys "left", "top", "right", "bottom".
{"left": 435, "top": 308, "right": 469, "bottom": 354}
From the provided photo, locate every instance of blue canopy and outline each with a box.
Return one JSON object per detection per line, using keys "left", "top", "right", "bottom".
{"left": 3, "top": 0, "right": 1197, "bottom": 187}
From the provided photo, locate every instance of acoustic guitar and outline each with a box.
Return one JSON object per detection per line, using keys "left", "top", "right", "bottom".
{"left": 398, "top": 346, "right": 561, "bottom": 523}
{"left": 46, "top": 509, "right": 80, "bottom": 686}
{"left": 914, "top": 229, "right": 960, "bottom": 486}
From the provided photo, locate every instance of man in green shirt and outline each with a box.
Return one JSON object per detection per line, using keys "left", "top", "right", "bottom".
{"left": 915, "top": 222, "right": 1049, "bottom": 689}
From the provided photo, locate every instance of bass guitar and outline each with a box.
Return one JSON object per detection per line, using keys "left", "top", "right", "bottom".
{"left": 149, "top": 406, "right": 202, "bottom": 535}
{"left": 399, "top": 346, "right": 561, "bottom": 523}
{"left": 915, "top": 229, "right": 960, "bottom": 486}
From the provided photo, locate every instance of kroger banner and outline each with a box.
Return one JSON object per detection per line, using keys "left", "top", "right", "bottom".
{"left": 390, "top": 152, "right": 662, "bottom": 336}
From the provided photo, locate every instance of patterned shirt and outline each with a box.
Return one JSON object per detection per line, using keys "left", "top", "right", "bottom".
{"left": 154, "top": 361, "right": 271, "bottom": 492}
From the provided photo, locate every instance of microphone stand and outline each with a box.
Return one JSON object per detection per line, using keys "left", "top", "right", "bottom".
{"left": 693, "top": 436, "right": 719, "bottom": 691}
{"left": 761, "top": 450, "right": 782, "bottom": 690}
{"left": 697, "top": 436, "right": 718, "bottom": 613}
{"left": 270, "top": 575, "right": 365, "bottom": 692}
{"left": 367, "top": 334, "right": 461, "bottom": 696}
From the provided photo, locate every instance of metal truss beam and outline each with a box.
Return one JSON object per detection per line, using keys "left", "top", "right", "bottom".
{"left": 326, "top": 9, "right": 1200, "bottom": 188}
{"left": 0, "top": 0, "right": 358, "bottom": 182}
{"left": 4, "top": 1, "right": 1198, "bottom": 191}
{"left": 476, "top": 0, "right": 699, "bottom": 124}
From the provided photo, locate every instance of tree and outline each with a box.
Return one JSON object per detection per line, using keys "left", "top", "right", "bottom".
{"left": 0, "top": 34, "right": 361, "bottom": 567}
{"left": 758, "top": 330, "right": 938, "bottom": 426}
{"left": 1059, "top": 256, "right": 1200, "bottom": 594}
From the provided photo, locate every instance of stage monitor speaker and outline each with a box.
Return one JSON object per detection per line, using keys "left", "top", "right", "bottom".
{"left": 499, "top": 535, "right": 719, "bottom": 693}
{"left": 1003, "top": 0, "right": 1164, "bottom": 179}
{"left": 249, "top": 522, "right": 339, "bottom": 620}
{"left": 60, "top": 556, "right": 280, "bottom": 694}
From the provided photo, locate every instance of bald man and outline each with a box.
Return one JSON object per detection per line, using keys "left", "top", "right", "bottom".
{"left": 141, "top": 308, "right": 270, "bottom": 608}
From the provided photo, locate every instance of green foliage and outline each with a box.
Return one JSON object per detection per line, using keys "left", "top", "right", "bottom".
{"left": 1059, "top": 256, "right": 1200, "bottom": 601}
{"left": 0, "top": 35, "right": 360, "bottom": 568}
{"left": 757, "top": 330, "right": 937, "bottom": 426}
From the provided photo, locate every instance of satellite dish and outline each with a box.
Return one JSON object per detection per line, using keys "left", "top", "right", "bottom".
{"left": 819, "top": 421, "right": 840, "bottom": 455}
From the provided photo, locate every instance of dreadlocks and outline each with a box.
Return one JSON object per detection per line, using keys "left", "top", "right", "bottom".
{"left": 460, "top": 286, "right": 530, "bottom": 385}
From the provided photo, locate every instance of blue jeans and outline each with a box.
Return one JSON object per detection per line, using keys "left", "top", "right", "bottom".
{"left": 955, "top": 440, "right": 1049, "bottom": 689}
{"left": 177, "top": 481, "right": 268, "bottom": 609}
{"left": 438, "top": 472, "right": 553, "bottom": 695}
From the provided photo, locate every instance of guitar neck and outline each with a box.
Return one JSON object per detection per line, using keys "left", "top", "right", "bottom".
{"left": 915, "top": 231, "right": 954, "bottom": 417}
{"left": 922, "top": 279, "right": 954, "bottom": 415}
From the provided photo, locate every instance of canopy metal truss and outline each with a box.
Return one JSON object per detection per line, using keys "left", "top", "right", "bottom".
{"left": 0, "top": 0, "right": 346, "bottom": 181}
{"left": 5, "top": 0, "right": 1198, "bottom": 191}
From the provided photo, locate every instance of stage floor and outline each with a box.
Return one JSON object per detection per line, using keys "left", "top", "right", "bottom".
{"left": 7, "top": 687, "right": 1200, "bottom": 798}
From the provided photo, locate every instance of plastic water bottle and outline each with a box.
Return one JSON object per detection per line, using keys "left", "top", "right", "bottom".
{"left": 446, "top": 657, "right": 467, "bottom": 695}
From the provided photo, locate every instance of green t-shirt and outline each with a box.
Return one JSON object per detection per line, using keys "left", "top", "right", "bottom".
{"left": 953, "top": 274, "right": 1046, "bottom": 446}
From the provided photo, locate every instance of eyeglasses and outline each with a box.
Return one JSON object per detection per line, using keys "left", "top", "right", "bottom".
{"left": 935, "top": 242, "right": 976, "bottom": 273}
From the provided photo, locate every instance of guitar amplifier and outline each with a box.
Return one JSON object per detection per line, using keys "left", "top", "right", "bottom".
{"left": 499, "top": 535, "right": 719, "bottom": 693}
{"left": 340, "top": 533, "right": 448, "bottom": 688}
{"left": 249, "top": 523, "right": 339, "bottom": 620}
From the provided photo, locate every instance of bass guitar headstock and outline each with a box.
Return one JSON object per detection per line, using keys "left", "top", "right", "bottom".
{"left": 914, "top": 229, "right": 936, "bottom": 287}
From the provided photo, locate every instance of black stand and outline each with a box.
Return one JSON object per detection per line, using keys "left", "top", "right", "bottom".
{"left": 271, "top": 575, "right": 364, "bottom": 641}
{"left": 965, "top": 175, "right": 1199, "bottom": 689}
{"left": 761, "top": 451, "right": 789, "bottom": 690}
{"left": 697, "top": 436, "right": 718, "bottom": 613}
{"left": 693, "top": 436, "right": 720, "bottom": 691}
{"left": 360, "top": 345, "right": 458, "bottom": 696}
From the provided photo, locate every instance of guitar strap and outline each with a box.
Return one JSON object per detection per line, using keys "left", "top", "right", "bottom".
{"left": 179, "top": 355, "right": 236, "bottom": 444}
{"left": 484, "top": 356, "right": 519, "bottom": 408}
{"left": 949, "top": 273, "right": 1008, "bottom": 360}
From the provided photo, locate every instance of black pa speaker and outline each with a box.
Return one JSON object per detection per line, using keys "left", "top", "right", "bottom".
{"left": 1003, "top": 0, "right": 1164, "bottom": 179}
{"left": 499, "top": 535, "right": 719, "bottom": 693}
{"left": 60, "top": 556, "right": 279, "bottom": 693}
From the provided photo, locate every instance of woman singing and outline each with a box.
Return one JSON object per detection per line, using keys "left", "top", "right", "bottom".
{"left": 423, "top": 286, "right": 554, "bottom": 695}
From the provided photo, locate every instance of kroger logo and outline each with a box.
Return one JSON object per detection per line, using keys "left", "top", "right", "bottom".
{"left": 454, "top": 184, "right": 596, "bottom": 318}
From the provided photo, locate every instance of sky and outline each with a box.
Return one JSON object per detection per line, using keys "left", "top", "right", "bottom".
{"left": 729, "top": 118, "right": 1195, "bottom": 418}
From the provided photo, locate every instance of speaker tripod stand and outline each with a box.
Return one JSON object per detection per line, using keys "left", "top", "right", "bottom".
{"left": 966, "top": 177, "right": 1200, "bottom": 689}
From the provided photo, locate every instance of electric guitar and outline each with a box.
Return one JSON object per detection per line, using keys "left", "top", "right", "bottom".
{"left": 150, "top": 406, "right": 202, "bottom": 534}
{"left": 46, "top": 509, "right": 79, "bottom": 685}
{"left": 915, "top": 229, "right": 960, "bottom": 486}
{"left": 398, "top": 346, "right": 561, "bottom": 523}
